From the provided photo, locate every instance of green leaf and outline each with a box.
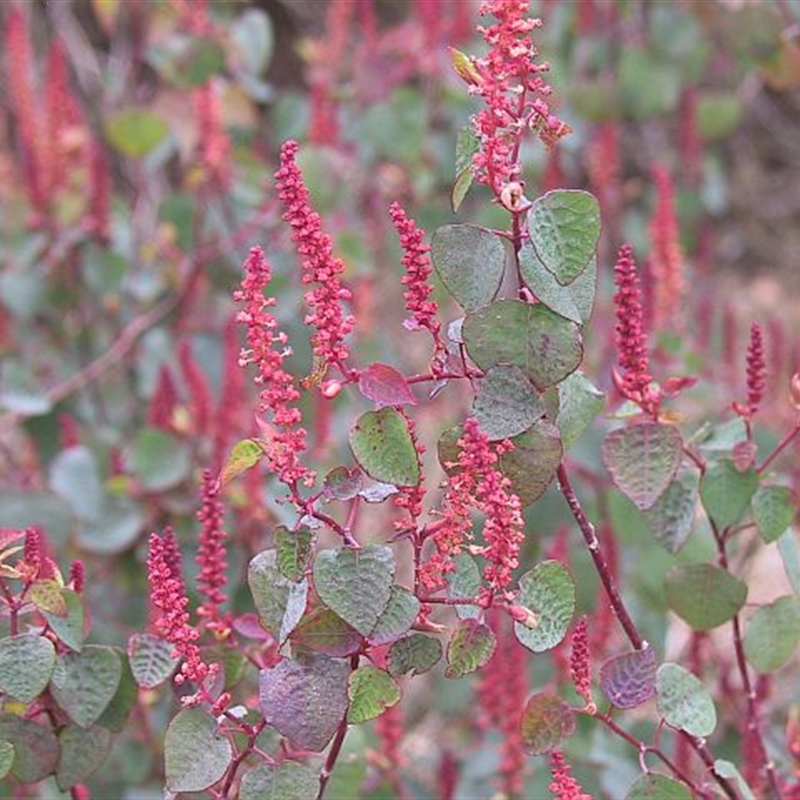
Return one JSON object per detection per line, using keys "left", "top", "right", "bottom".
{"left": 165, "top": 707, "right": 233, "bottom": 793}
{"left": 248, "top": 549, "right": 309, "bottom": 642}
{"left": 0, "top": 740, "right": 14, "bottom": 780}
{"left": 665, "top": 564, "right": 747, "bottom": 631}
{"left": 602, "top": 422, "right": 683, "bottom": 511}
{"left": 0, "top": 634, "right": 56, "bottom": 703}
{"left": 778, "top": 527, "right": 800, "bottom": 594}
{"left": 387, "top": 634, "right": 443, "bottom": 677}
{"left": 463, "top": 300, "right": 583, "bottom": 390}
{"left": 49, "top": 646, "right": 122, "bottom": 728}
{"left": 625, "top": 773, "right": 693, "bottom": 800}
{"left": 0, "top": 717, "right": 59, "bottom": 783}
{"left": 29, "top": 579, "right": 67, "bottom": 616}
{"left": 105, "top": 109, "right": 169, "bottom": 158}
{"left": 700, "top": 460, "right": 758, "bottom": 530}
{"left": 127, "top": 633, "right": 178, "bottom": 689}
{"left": 219, "top": 439, "right": 265, "bottom": 487}
{"left": 43, "top": 589, "right": 85, "bottom": 651}
{"left": 513, "top": 561, "right": 576, "bottom": 653}
{"left": 520, "top": 693, "right": 575, "bottom": 755}
{"left": 125, "top": 427, "right": 191, "bottom": 492}
{"left": 500, "top": 420, "right": 563, "bottom": 507}
{"left": 713, "top": 759, "right": 756, "bottom": 800}
{"left": 231, "top": 9, "right": 275, "bottom": 76}
{"left": 0, "top": 360, "right": 53, "bottom": 415}
{"left": 556, "top": 371, "right": 605, "bottom": 450}
{"left": 430, "top": 225, "right": 505, "bottom": 311}
{"left": 349, "top": 408, "right": 421, "bottom": 487}
{"left": 446, "top": 554, "right": 482, "bottom": 620}
{"left": 347, "top": 665, "right": 401, "bottom": 724}
{"left": 643, "top": 470, "right": 699, "bottom": 554}
{"left": 322, "top": 466, "right": 363, "bottom": 501}
{"left": 472, "top": 365, "right": 546, "bottom": 441}
{"left": 599, "top": 647, "right": 657, "bottom": 709}
{"left": 259, "top": 654, "right": 350, "bottom": 751}
{"left": 445, "top": 619, "right": 496, "bottom": 679}
{"left": 520, "top": 247, "right": 598, "bottom": 325}
{"left": 95, "top": 653, "right": 137, "bottom": 732}
{"left": 56, "top": 725, "right": 112, "bottom": 790}
{"left": 697, "top": 93, "right": 743, "bottom": 141}
{"left": 368, "top": 586, "right": 420, "bottom": 646}
{"left": 313, "top": 545, "right": 395, "bottom": 636}
{"left": 49, "top": 446, "right": 104, "bottom": 522}
{"left": 290, "top": 608, "right": 363, "bottom": 658}
{"left": 276, "top": 525, "right": 313, "bottom": 582}
{"left": 752, "top": 485, "right": 796, "bottom": 544}
{"left": 656, "top": 662, "right": 717, "bottom": 737}
{"left": 240, "top": 762, "right": 319, "bottom": 800}
{"left": 743, "top": 596, "right": 800, "bottom": 672}
{"left": 527, "top": 190, "right": 601, "bottom": 285}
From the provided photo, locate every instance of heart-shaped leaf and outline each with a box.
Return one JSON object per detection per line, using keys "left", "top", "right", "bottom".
{"left": 513, "top": 561, "right": 576, "bottom": 653}
{"left": 520, "top": 693, "right": 576, "bottom": 755}
{"left": 43, "top": 589, "right": 85, "bottom": 652}
{"left": 602, "top": 422, "right": 683, "bottom": 510}
{"left": 500, "top": 421, "right": 563, "bottom": 507}
{"left": 313, "top": 545, "right": 395, "bottom": 636}
{"left": 656, "top": 662, "right": 716, "bottom": 737}
{"left": 431, "top": 224, "right": 505, "bottom": 311}
{"left": 700, "top": 460, "right": 758, "bottom": 530}
{"left": 643, "top": 470, "right": 698, "bottom": 554}
{"left": 445, "top": 619, "right": 496, "bottom": 678}
{"left": 527, "top": 190, "right": 601, "bottom": 285}
{"left": 665, "top": 564, "right": 747, "bottom": 631}
{"left": 290, "top": 608, "right": 363, "bottom": 658}
{"left": 49, "top": 646, "right": 122, "bottom": 728}
{"left": 599, "top": 646, "right": 657, "bottom": 709}
{"left": 349, "top": 408, "right": 421, "bottom": 487}
{"left": 388, "top": 634, "right": 443, "bottom": 677}
{"left": 127, "top": 633, "right": 179, "bottom": 689}
{"left": 323, "top": 466, "right": 363, "bottom": 501}
{"left": 259, "top": 655, "right": 350, "bottom": 752}
{"left": 463, "top": 300, "right": 583, "bottom": 390}
{"left": 743, "top": 596, "right": 800, "bottom": 672}
{"left": 472, "top": 365, "right": 546, "bottom": 441}
{"left": 752, "top": 485, "right": 796, "bottom": 544}
{"left": 0, "top": 717, "right": 59, "bottom": 783}
{"left": 56, "top": 725, "right": 112, "bottom": 790}
{"left": 165, "top": 707, "right": 233, "bottom": 792}
{"left": 347, "top": 665, "right": 401, "bottom": 724}
{"left": 0, "top": 634, "right": 56, "bottom": 703}
{"left": 358, "top": 362, "right": 417, "bottom": 409}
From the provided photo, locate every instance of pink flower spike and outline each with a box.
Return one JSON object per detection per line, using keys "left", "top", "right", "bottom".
{"left": 234, "top": 246, "right": 313, "bottom": 488}
{"left": 195, "top": 469, "right": 229, "bottom": 635}
{"left": 389, "top": 201, "right": 442, "bottom": 345}
{"left": 613, "top": 243, "right": 658, "bottom": 417}
{"left": 746, "top": 322, "right": 766, "bottom": 415}
{"left": 147, "top": 529, "right": 216, "bottom": 690}
{"left": 569, "top": 616, "right": 593, "bottom": 709}
{"left": 275, "top": 140, "right": 355, "bottom": 381}
{"left": 548, "top": 750, "right": 592, "bottom": 800}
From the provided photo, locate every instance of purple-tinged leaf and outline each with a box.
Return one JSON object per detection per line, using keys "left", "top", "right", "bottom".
{"left": 445, "top": 619, "right": 496, "bottom": 679}
{"left": 358, "top": 363, "right": 417, "bottom": 409}
{"left": 599, "top": 646, "right": 657, "bottom": 709}
{"left": 500, "top": 420, "right": 563, "bottom": 507}
{"left": 602, "top": 422, "right": 683, "bottom": 510}
{"left": 259, "top": 655, "right": 350, "bottom": 751}
{"left": 520, "top": 693, "right": 576, "bottom": 755}
{"left": 290, "top": 608, "right": 363, "bottom": 658}
{"left": 0, "top": 717, "right": 58, "bottom": 783}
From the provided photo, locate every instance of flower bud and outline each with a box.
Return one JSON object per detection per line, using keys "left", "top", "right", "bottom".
{"left": 321, "top": 379, "right": 342, "bottom": 399}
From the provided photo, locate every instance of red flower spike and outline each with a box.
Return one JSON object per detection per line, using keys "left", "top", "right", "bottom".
{"left": 193, "top": 79, "right": 231, "bottom": 188}
{"left": 648, "top": 165, "right": 685, "bottom": 333}
{"left": 195, "top": 470, "right": 229, "bottom": 635}
{"left": 234, "top": 247, "right": 313, "bottom": 487}
{"left": 548, "top": 750, "right": 592, "bottom": 800}
{"left": 389, "top": 202, "right": 442, "bottom": 344}
{"left": 613, "top": 244, "right": 658, "bottom": 417}
{"left": 69, "top": 560, "right": 85, "bottom": 594}
{"left": 147, "top": 530, "right": 216, "bottom": 691}
{"left": 468, "top": 0, "right": 569, "bottom": 199}
{"left": 148, "top": 365, "right": 179, "bottom": 431}
{"left": 569, "top": 616, "right": 593, "bottom": 709}
{"left": 275, "top": 141, "right": 355, "bottom": 380}
{"left": 745, "top": 322, "right": 766, "bottom": 414}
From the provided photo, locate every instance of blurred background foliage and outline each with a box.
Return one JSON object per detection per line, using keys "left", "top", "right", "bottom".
{"left": 1, "top": 0, "right": 800, "bottom": 796}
